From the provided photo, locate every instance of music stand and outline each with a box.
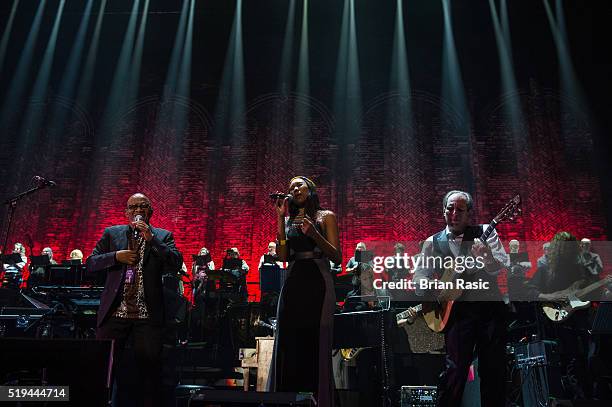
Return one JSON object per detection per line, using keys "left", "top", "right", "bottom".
{"left": 263, "top": 254, "right": 278, "bottom": 265}
{"left": 509, "top": 252, "right": 529, "bottom": 265}
{"left": 27, "top": 255, "right": 50, "bottom": 288}
{"left": 31, "top": 255, "right": 51, "bottom": 266}
{"left": 260, "top": 264, "right": 282, "bottom": 293}
{"left": 1, "top": 253, "right": 24, "bottom": 288}
{"left": 46, "top": 265, "right": 79, "bottom": 286}
{"left": 192, "top": 254, "right": 212, "bottom": 266}
{"left": 68, "top": 261, "right": 102, "bottom": 286}
{"left": 61, "top": 259, "right": 82, "bottom": 266}
{"left": 1, "top": 253, "right": 23, "bottom": 265}
{"left": 355, "top": 250, "right": 374, "bottom": 263}
{"left": 222, "top": 258, "right": 242, "bottom": 270}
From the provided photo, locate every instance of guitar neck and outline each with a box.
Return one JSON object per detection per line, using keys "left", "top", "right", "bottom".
{"left": 576, "top": 279, "right": 609, "bottom": 299}
{"left": 397, "top": 304, "right": 423, "bottom": 319}
{"left": 480, "top": 220, "right": 498, "bottom": 242}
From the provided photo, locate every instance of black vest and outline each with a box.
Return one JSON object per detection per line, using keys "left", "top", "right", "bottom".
{"left": 432, "top": 225, "right": 502, "bottom": 301}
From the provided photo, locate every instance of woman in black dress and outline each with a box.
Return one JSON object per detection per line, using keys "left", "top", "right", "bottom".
{"left": 268, "top": 176, "right": 341, "bottom": 407}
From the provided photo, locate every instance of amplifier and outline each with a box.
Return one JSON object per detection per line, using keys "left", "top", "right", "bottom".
{"left": 513, "top": 341, "right": 562, "bottom": 405}
{"left": 513, "top": 340, "right": 559, "bottom": 368}
{"left": 400, "top": 386, "right": 437, "bottom": 407}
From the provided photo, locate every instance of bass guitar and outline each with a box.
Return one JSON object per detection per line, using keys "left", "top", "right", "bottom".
{"left": 542, "top": 275, "right": 612, "bottom": 322}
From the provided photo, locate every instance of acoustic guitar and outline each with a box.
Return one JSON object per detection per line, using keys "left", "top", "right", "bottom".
{"left": 397, "top": 194, "right": 521, "bottom": 333}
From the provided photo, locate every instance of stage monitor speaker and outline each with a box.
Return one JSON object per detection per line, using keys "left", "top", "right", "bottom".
{"left": 0, "top": 338, "right": 113, "bottom": 407}
{"left": 551, "top": 400, "right": 612, "bottom": 407}
{"left": 186, "top": 389, "right": 315, "bottom": 406}
{"left": 400, "top": 386, "right": 437, "bottom": 406}
{"left": 394, "top": 353, "right": 445, "bottom": 387}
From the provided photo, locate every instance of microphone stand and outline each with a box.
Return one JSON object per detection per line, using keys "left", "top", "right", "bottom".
{"left": 181, "top": 267, "right": 195, "bottom": 344}
{"left": 1, "top": 183, "right": 51, "bottom": 255}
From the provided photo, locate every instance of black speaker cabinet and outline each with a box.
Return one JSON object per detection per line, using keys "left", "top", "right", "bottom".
{"left": 0, "top": 338, "right": 113, "bottom": 406}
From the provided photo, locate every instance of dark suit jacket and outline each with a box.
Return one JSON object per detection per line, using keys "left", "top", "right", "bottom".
{"left": 86, "top": 224, "right": 182, "bottom": 327}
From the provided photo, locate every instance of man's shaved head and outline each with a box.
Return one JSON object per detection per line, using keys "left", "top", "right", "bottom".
{"left": 125, "top": 193, "right": 153, "bottom": 222}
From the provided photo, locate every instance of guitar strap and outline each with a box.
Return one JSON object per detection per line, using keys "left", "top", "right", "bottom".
{"left": 432, "top": 230, "right": 451, "bottom": 258}
{"left": 432, "top": 225, "right": 484, "bottom": 259}
{"left": 432, "top": 225, "right": 487, "bottom": 304}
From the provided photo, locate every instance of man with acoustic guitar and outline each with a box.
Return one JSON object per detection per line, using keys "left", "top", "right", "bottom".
{"left": 411, "top": 190, "right": 511, "bottom": 406}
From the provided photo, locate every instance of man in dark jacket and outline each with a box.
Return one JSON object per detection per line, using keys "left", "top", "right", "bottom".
{"left": 87, "top": 193, "right": 182, "bottom": 406}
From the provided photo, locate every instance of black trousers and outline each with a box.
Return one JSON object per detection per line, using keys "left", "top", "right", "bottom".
{"left": 437, "top": 302, "right": 507, "bottom": 407}
{"left": 97, "top": 317, "right": 163, "bottom": 407}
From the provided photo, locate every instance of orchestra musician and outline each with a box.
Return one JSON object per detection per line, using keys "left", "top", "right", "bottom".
{"left": 412, "top": 190, "right": 510, "bottom": 406}
{"left": 69, "top": 249, "right": 84, "bottom": 263}
{"left": 2, "top": 242, "right": 27, "bottom": 270}
{"left": 387, "top": 242, "right": 407, "bottom": 281}
{"left": 537, "top": 242, "right": 551, "bottom": 269}
{"left": 222, "top": 247, "right": 249, "bottom": 301}
{"left": 28, "top": 246, "right": 58, "bottom": 286}
{"left": 191, "top": 246, "right": 215, "bottom": 300}
{"left": 580, "top": 238, "right": 604, "bottom": 277}
{"left": 183, "top": 247, "right": 215, "bottom": 342}
{"left": 2, "top": 243, "right": 27, "bottom": 288}
{"left": 41, "top": 247, "right": 58, "bottom": 265}
{"left": 507, "top": 239, "right": 531, "bottom": 272}
{"left": 344, "top": 242, "right": 375, "bottom": 310}
{"left": 506, "top": 239, "right": 533, "bottom": 302}
{"left": 258, "top": 241, "right": 283, "bottom": 269}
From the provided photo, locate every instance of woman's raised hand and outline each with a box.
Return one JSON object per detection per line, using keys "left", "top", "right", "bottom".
{"left": 275, "top": 193, "right": 288, "bottom": 218}
{"left": 301, "top": 215, "right": 319, "bottom": 238}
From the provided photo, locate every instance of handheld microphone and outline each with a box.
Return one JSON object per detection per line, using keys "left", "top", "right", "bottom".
{"left": 269, "top": 193, "right": 291, "bottom": 200}
{"left": 33, "top": 175, "right": 57, "bottom": 187}
{"left": 133, "top": 214, "right": 144, "bottom": 239}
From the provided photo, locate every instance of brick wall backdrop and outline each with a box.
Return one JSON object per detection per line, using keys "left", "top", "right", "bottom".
{"left": 0, "top": 85, "right": 607, "bottom": 300}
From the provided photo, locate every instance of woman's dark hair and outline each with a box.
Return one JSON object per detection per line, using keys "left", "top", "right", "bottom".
{"left": 288, "top": 176, "right": 323, "bottom": 218}
{"left": 547, "top": 231, "right": 582, "bottom": 290}
{"left": 549, "top": 231, "right": 579, "bottom": 268}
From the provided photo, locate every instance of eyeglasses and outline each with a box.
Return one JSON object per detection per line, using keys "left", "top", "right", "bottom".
{"left": 127, "top": 203, "right": 151, "bottom": 211}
